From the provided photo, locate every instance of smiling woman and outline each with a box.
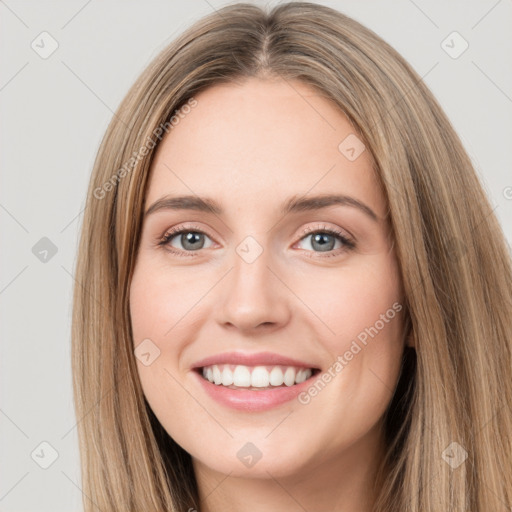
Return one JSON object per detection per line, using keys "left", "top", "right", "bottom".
{"left": 71, "top": 2, "right": 512, "bottom": 512}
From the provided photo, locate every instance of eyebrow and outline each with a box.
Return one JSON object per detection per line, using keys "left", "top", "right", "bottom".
{"left": 144, "top": 193, "right": 379, "bottom": 222}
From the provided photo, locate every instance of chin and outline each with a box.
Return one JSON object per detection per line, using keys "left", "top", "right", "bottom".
{"left": 191, "top": 438, "right": 314, "bottom": 479}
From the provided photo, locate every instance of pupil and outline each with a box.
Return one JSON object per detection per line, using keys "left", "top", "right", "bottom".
{"left": 183, "top": 232, "right": 203, "bottom": 250}
{"left": 313, "top": 233, "right": 334, "bottom": 252}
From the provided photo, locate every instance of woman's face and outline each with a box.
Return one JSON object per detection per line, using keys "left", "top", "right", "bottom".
{"left": 129, "top": 77, "right": 406, "bottom": 481}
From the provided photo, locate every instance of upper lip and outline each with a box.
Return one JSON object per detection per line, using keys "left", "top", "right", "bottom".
{"left": 192, "top": 351, "right": 320, "bottom": 370}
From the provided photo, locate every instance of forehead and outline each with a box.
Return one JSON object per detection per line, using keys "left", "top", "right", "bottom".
{"left": 145, "top": 78, "right": 385, "bottom": 218}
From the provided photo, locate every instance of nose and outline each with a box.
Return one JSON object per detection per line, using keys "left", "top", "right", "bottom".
{"left": 216, "top": 242, "right": 291, "bottom": 333}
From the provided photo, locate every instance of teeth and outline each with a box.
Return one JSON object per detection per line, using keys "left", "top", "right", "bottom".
{"left": 251, "top": 366, "right": 269, "bottom": 387}
{"left": 221, "top": 366, "right": 234, "bottom": 386}
{"left": 201, "top": 364, "right": 314, "bottom": 388}
{"left": 269, "top": 366, "right": 284, "bottom": 386}
{"left": 233, "top": 365, "right": 251, "bottom": 387}
{"left": 295, "top": 369, "right": 308, "bottom": 384}
{"left": 212, "top": 366, "right": 222, "bottom": 385}
{"left": 283, "top": 367, "right": 295, "bottom": 386}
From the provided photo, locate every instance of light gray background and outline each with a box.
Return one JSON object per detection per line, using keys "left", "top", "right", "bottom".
{"left": 1, "top": 0, "right": 511, "bottom": 510}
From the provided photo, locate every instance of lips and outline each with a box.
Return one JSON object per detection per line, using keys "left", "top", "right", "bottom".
{"left": 190, "top": 351, "right": 322, "bottom": 411}
{"left": 192, "top": 350, "right": 320, "bottom": 370}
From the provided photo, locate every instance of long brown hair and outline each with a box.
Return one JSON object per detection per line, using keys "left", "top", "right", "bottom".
{"left": 71, "top": 2, "right": 512, "bottom": 510}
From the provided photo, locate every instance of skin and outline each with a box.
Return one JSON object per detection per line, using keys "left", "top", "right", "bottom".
{"left": 129, "top": 77, "right": 411, "bottom": 512}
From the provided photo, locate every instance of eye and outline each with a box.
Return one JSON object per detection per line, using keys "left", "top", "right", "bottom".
{"left": 158, "top": 224, "right": 215, "bottom": 256}
{"left": 157, "top": 223, "right": 356, "bottom": 258}
{"left": 294, "top": 225, "right": 355, "bottom": 257}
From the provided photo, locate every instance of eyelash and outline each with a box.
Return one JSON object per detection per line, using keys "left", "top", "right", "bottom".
{"left": 157, "top": 223, "right": 356, "bottom": 259}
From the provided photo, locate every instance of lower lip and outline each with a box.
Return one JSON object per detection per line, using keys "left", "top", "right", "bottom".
{"left": 192, "top": 369, "right": 319, "bottom": 412}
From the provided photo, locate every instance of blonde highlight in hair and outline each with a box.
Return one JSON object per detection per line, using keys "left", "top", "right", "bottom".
{"left": 72, "top": 3, "right": 512, "bottom": 510}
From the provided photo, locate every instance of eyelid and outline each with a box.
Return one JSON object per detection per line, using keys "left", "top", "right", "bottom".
{"left": 159, "top": 222, "right": 217, "bottom": 245}
{"left": 293, "top": 223, "right": 356, "bottom": 254}
{"left": 297, "top": 223, "right": 354, "bottom": 241}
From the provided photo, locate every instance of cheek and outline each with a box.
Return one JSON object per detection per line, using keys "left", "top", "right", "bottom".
{"left": 129, "top": 261, "right": 199, "bottom": 435}
{"left": 129, "top": 261, "right": 187, "bottom": 398}
{"left": 294, "top": 258, "right": 403, "bottom": 352}
{"left": 129, "top": 257, "right": 203, "bottom": 344}
{"left": 293, "top": 257, "right": 405, "bottom": 407}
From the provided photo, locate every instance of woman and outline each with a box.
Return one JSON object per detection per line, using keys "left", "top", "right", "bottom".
{"left": 72, "top": 2, "right": 512, "bottom": 511}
